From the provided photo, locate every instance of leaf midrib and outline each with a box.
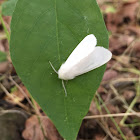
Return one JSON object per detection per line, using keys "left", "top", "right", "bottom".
{"left": 54, "top": 0, "right": 61, "bottom": 62}
{"left": 54, "top": 0, "right": 71, "bottom": 136}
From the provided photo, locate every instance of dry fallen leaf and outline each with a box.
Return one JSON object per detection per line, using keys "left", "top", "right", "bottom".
{"left": 0, "top": 61, "right": 9, "bottom": 73}
{"left": 109, "top": 35, "right": 134, "bottom": 52}
{"left": 22, "top": 115, "right": 63, "bottom": 140}
{"left": 103, "top": 70, "right": 118, "bottom": 81}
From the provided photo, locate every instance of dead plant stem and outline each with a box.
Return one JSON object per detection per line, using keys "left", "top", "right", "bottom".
{"left": 97, "top": 93, "right": 127, "bottom": 140}
{"left": 0, "top": 83, "right": 29, "bottom": 111}
{"left": 120, "top": 77, "right": 140, "bottom": 125}
{"left": 30, "top": 97, "right": 48, "bottom": 140}
{"left": 9, "top": 76, "right": 34, "bottom": 108}
{"left": 84, "top": 112, "right": 140, "bottom": 119}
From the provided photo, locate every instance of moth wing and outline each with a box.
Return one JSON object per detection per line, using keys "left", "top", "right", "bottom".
{"left": 64, "top": 34, "right": 97, "bottom": 67}
{"left": 72, "top": 47, "right": 112, "bottom": 77}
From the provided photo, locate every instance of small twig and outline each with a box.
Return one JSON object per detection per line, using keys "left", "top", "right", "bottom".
{"left": 30, "top": 98, "right": 48, "bottom": 140}
{"left": 110, "top": 38, "right": 140, "bottom": 70}
{"left": 9, "top": 76, "right": 48, "bottom": 140}
{"left": 9, "top": 76, "right": 34, "bottom": 108}
{"left": 94, "top": 95, "right": 118, "bottom": 140}
{"left": 115, "top": 67, "right": 140, "bottom": 76}
{"left": 109, "top": 84, "right": 128, "bottom": 105}
{"left": 0, "top": 83, "right": 29, "bottom": 111}
{"left": 96, "top": 93, "right": 127, "bottom": 140}
{"left": 97, "top": 120, "right": 119, "bottom": 140}
{"left": 102, "top": 77, "right": 139, "bottom": 85}
{"left": 120, "top": 77, "right": 140, "bottom": 125}
{"left": 123, "top": 105, "right": 140, "bottom": 118}
{"left": 84, "top": 112, "right": 140, "bottom": 119}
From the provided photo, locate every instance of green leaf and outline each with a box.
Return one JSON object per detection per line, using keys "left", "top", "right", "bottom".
{"left": 10, "top": 0, "right": 108, "bottom": 140}
{"left": 0, "top": 51, "right": 7, "bottom": 62}
{"left": 2, "top": 0, "right": 18, "bottom": 16}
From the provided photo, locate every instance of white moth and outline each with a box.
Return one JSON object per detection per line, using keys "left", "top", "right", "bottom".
{"left": 49, "top": 34, "right": 112, "bottom": 96}
{"left": 58, "top": 34, "right": 112, "bottom": 80}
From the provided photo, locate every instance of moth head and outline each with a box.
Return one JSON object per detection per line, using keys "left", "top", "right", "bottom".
{"left": 58, "top": 63, "right": 75, "bottom": 80}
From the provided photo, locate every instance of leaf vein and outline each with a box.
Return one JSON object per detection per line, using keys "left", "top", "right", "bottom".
{"left": 58, "top": 20, "right": 80, "bottom": 43}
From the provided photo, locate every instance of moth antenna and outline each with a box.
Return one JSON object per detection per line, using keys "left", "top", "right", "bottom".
{"left": 49, "top": 61, "right": 58, "bottom": 74}
{"left": 62, "top": 80, "right": 67, "bottom": 97}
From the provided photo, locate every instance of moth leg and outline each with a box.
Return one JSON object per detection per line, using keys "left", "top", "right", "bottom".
{"left": 49, "top": 61, "right": 67, "bottom": 96}
{"left": 49, "top": 61, "right": 58, "bottom": 74}
{"left": 62, "top": 80, "right": 67, "bottom": 97}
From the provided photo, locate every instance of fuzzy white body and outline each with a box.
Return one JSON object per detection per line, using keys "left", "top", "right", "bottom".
{"left": 58, "top": 34, "right": 112, "bottom": 80}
